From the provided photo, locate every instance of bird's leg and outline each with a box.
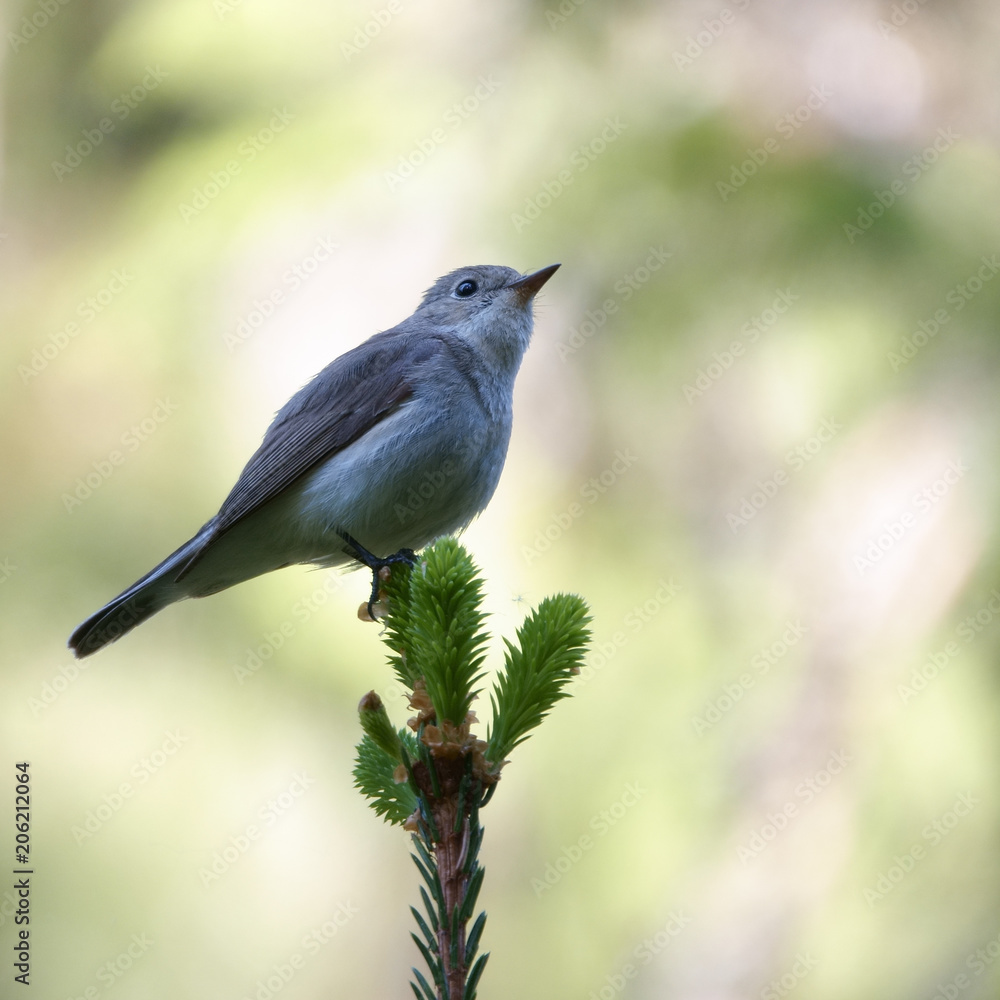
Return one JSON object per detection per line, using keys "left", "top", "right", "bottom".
{"left": 337, "top": 531, "right": 417, "bottom": 620}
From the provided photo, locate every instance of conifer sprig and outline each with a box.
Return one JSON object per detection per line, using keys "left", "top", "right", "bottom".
{"left": 353, "top": 538, "right": 591, "bottom": 999}
{"left": 486, "top": 594, "right": 591, "bottom": 766}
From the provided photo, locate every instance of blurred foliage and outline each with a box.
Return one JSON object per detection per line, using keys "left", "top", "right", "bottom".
{"left": 3, "top": 1, "right": 1000, "bottom": 999}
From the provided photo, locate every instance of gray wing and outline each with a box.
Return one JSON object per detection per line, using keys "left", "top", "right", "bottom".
{"left": 174, "top": 327, "right": 442, "bottom": 580}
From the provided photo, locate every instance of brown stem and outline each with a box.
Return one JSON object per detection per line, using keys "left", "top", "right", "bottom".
{"left": 432, "top": 797, "right": 468, "bottom": 1000}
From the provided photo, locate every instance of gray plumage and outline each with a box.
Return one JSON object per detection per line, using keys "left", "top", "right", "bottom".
{"left": 69, "top": 262, "right": 559, "bottom": 657}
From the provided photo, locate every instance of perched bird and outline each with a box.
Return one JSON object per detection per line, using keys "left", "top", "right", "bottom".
{"left": 69, "top": 263, "right": 559, "bottom": 657}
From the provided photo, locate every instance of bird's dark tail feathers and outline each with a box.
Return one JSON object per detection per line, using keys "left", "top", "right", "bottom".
{"left": 68, "top": 525, "right": 214, "bottom": 658}
{"left": 68, "top": 587, "right": 171, "bottom": 658}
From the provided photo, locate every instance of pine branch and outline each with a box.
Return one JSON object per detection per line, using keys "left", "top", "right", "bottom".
{"left": 406, "top": 539, "right": 489, "bottom": 726}
{"left": 486, "top": 594, "right": 591, "bottom": 766}
{"left": 352, "top": 539, "right": 590, "bottom": 999}
{"left": 353, "top": 730, "right": 418, "bottom": 826}
{"left": 380, "top": 560, "right": 419, "bottom": 689}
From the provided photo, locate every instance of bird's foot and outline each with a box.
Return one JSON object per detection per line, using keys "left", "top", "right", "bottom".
{"left": 338, "top": 531, "right": 417, "bottom": 621}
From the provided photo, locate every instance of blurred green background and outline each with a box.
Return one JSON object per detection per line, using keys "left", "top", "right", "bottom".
{"left": 3, "top": 0, "right": 1000, "bottom": 997}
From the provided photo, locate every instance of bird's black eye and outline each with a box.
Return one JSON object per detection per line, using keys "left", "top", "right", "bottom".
{"left": 454, "top": 279, "right": 478, "bottom": 298}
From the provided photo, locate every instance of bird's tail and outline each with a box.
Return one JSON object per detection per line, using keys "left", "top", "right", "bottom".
{"left": 68, "top": 525, "right": 214, "bottom": 658}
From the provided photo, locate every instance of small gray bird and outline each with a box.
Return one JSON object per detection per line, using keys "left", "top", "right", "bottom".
{"left": 69, "top": 262, "right": 559, "bottom": 657}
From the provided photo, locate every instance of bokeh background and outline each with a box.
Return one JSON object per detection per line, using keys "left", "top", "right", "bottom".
{"left": 3, "top": 1, "right": 1000, "bottom": 997}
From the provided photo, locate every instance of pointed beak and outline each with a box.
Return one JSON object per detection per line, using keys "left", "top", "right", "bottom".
{"left": 506, "top": 263, "right": 561, "bottom": 302}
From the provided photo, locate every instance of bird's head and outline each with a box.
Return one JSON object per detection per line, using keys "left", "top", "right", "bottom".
{"left": 414, "top": 263, "right": 560, "bottom": 369}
